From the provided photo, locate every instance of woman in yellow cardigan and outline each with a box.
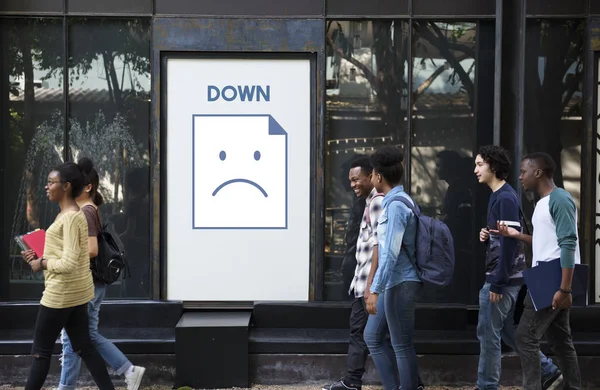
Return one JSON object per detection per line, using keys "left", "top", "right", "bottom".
{"left": 22, "top": 162, "right": 114, "bottom": 390}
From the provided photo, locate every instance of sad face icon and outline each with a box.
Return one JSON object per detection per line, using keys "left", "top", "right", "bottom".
{"left": 192, "top": 114, "right": 288, "bottom": 229}
{"left": 212, "top": 149, "right": 268, "bottom": 197}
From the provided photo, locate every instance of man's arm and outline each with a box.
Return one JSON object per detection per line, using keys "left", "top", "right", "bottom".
{"left": 489, "top": 196, "right": 520, "bottom": 295}
{"left": 493, "top": 224, "right": 532, "bottom": 245}
{"left": 365, "top": 245, "right": 378, "bottom": 299}
{"left": 365, "top": 196, "right": 383, "bottom": 298}
{"left": 549, "top": 191, "right": 578, "bottom": 289}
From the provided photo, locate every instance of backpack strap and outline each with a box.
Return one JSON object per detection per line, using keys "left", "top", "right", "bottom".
{"left": 396, "top": 196, "right": 420, "bottom": 217}
{"left": 395, "top": 197, "right": 420, "bottom": 272}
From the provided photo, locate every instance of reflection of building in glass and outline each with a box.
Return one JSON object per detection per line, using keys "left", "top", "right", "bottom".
{"left": 324, "top": 21, "right": 481, "bottom": 302}
{"left": 2, "top": 17, "right": 151, "bottom": 300}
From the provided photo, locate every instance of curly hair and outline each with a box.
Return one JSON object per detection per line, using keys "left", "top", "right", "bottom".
{"left": 370, "top": 146, "right": 404, "bottom": 185}
{"left": 350, "top": 156, "right": 373, "bottom": 175}
{"left": 478, "top": 145, "right": 511, "bottom": 180}
{"left": 523, "top": 152, "right": 556, "bottom": 179}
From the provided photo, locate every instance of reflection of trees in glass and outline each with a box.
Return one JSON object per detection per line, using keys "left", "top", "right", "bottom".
{"left": 10, "top": 112, "right": 63, "bottom": 238}
{"left": 327, "top": 20, "right": 409, "bottom": 141}
{"left": 325, "top": 21, "right": 479, "bottom": 304}
{"left": 5, "top": 18, "right": 63, "bottom": 163}
{"left": 327, "top": 21, "right": 476, "bottom": 135}
{"left": 69, "top": 19, "right": 151, "bottom": 226}
{"left": 410, "top": 22, "right": 476, "bottom": 210}
{"left": 525, "top": 20, "right": 584, "bottom": 189}
{"left": 325, "top": 21, "right": 476, "bottom": 211}
{"left": 70, "top": 111, "right": 145, "bottom": 208}
{"left": 3, "top": 19, "right": 64, "bottom": 274}
{"left": 412, "top": 22, "right": 475, "bottom": 106}
{"left": 3, "top": 19, "right": 150, "bottom": 284}
{"left": 69, "top": 18, "right": 151, "bottom": 110}
{"left": 9, "top": 111, "right": 143, "bottom": 255}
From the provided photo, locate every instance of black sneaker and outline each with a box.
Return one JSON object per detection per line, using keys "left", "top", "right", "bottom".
{"left": 542, "top": 370, "right": 564, "bottom": 390}
{"left": 322, "top": 380, "right": 361, "bottom": 390}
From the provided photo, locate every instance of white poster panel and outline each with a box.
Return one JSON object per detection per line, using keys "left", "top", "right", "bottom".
{"left": 165, "top": 57, "right": 311, "bottom": 301}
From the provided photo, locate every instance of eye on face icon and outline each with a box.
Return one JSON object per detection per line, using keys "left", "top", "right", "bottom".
{"left": 212, "top": 150, "right": 267, "bottom": 197}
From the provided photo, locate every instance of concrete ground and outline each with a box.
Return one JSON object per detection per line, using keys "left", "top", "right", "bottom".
{"left": 0, "top": 385, "right": 521, "bottom": 390}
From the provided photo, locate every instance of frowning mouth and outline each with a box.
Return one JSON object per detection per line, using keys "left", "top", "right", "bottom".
{"left": 212, "top": 178, "right": 268, "bottom": 197}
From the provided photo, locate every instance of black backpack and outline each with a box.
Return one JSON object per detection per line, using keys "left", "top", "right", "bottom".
{"left": 92, "top": 214, "right": 129, "bottom": 285}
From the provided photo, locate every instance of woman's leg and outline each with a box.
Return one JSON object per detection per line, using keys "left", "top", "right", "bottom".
{"left": 58, "top": 328, "right": 82, "bottom": 390}
{"left": 26, "top": 305, "right": 70, "bottom": 390}
{"left": 88, "top": 283, "right": 133, "bottom": 374}
{"left": 386, "top": 282, "right": 422, "bottom": 390}
{"left": 64, "top": 303, "right": 115, "bottom": 390}
{"left": 363, "top": 292, "right": 399, "bottom": 390}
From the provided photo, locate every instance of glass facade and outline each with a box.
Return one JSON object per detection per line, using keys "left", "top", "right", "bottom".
{"left": 0, "top": 17, "right": 151, "bottom": 300}
{"left": 1, "top": 18, "right": 64, "bottom": 300}
{"left": 324, "top": 20, "right": 410, "bottom": 300}
{"left": 523, "top": 19, "right": 584, "bottom": 213}
{"left": 324, "top": 20, "right": 487, "bottom": 304}
{"left": 68, "top": 18, "right": 152, "bottom": 298}
{"left": 410, "top": 22, "right": 478, "bottom": 303}
{"left": 0, "top": 8, "right": 596, "bottom": 305}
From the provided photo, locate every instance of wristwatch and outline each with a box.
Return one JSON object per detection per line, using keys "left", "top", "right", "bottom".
{"left": 559, "top": 288, "right": 572, "bottom": 294}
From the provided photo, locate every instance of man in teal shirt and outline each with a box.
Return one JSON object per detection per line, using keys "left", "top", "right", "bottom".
{"left": 496, "top": 152, "right": 581, "bottom": 390}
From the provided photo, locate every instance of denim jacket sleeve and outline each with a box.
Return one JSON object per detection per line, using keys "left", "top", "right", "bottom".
{"left": 370, "top": 201, "right": 411, "bottom": 294}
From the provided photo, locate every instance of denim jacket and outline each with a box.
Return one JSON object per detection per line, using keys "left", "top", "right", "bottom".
{"left": 370, "top": 186, "right": 420, "bottom": 294}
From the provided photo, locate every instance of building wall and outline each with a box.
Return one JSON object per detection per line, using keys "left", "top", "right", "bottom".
{"left": 0, "top": 0, "right": 598, "bottom": 305}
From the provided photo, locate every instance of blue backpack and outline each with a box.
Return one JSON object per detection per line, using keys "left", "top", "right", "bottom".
{"left": 397, "top": 197, "right": 455, "bottom": 287}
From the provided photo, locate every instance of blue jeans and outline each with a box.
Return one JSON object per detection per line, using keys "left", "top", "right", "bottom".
{"left": 365, "top": 282, "right": 422, "bottom": 390}
{"left": 477, "top": 283, "right": 559, "bottom": 390}
{"left": 59, "top": 283, "right": 132, "bottom": 390}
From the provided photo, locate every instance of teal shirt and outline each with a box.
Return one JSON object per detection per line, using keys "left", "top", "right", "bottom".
{"left": 532, "top": 188, "right": 580, "bottom": 268}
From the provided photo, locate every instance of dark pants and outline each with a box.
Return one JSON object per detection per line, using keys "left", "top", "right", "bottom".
{"left": 515, "top": 294, "right": 581, "bottom": 390}
{"left": 343, "top": 297, "right": 369, "bottom": 385}
{"left": 341, "top": 256, "right": 357, "bottom": 301}
{"left": 26, "top": 303, "right": 115, "bottom": 390}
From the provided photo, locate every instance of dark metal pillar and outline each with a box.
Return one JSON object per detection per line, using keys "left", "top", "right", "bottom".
{"left": 495, "top": 0, "right": 527, "bottom": 192}
{"left": 0, "top": 20, "right": 9, "bottom": 300}
{"left": 584, "top": 16, "right": 599, "bottom": 302}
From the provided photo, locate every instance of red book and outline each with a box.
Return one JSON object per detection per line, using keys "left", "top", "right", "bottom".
{"left": 22, "top": 229, "right": 46, "bottom": 258}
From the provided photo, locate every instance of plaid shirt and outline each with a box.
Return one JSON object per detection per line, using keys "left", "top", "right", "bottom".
{"left": 349, "top": 188, "right": 383, "bottom": 298}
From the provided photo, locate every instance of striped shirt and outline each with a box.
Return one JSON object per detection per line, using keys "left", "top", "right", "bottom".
{"left": 41, "top": 211, "right": 94, "bottom": 309}
{"left": 349, "top": 188, "right": 383, "bottom": 298}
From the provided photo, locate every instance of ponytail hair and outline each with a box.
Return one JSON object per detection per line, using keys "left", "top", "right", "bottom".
{"left": 77, "top": 157, "right": 104, "bottom": 206}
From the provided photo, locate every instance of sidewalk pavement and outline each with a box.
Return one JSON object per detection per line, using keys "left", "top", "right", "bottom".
{"left": 0, "top": 385, "right": 522, "bottom": 390}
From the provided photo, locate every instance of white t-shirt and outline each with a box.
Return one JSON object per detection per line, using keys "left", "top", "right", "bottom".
{"left": 531, "top": 188, "right": 580, "bottom": 267}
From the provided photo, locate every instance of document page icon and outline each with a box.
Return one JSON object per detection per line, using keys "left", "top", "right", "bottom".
{"left": 192, "top": 114, "right": 288, "bottom": 229}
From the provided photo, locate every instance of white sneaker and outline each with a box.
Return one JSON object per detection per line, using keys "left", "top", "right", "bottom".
{"left": 125, "top": 365, "right": 146, "bottom": 390}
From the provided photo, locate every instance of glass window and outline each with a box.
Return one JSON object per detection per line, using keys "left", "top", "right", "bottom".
{"left": 68, "top": 18, "right": 152, "bottom": 298}
{"left": 324, "top": 20, "right": 410, "bottom": 300}
{"left": 410, "top": 22, "right": 478, "bottom": 304}
{"left": 524, "top": 20, "right": 584, "bottom": 213}
{"left": 1, "top": 18, "right": 64, "bottom": 301}
{"left": 0, "top": 17, "right": 151, "bottom": 301}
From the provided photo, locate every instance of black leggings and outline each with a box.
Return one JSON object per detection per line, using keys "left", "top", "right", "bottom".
{"left": 25, "top": 303, "right": 114, "bottom": 390}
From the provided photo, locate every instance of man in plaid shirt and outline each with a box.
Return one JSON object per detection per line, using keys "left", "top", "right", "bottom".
{"left": 323, "top": 157, "right": 383, "bottom": 390}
